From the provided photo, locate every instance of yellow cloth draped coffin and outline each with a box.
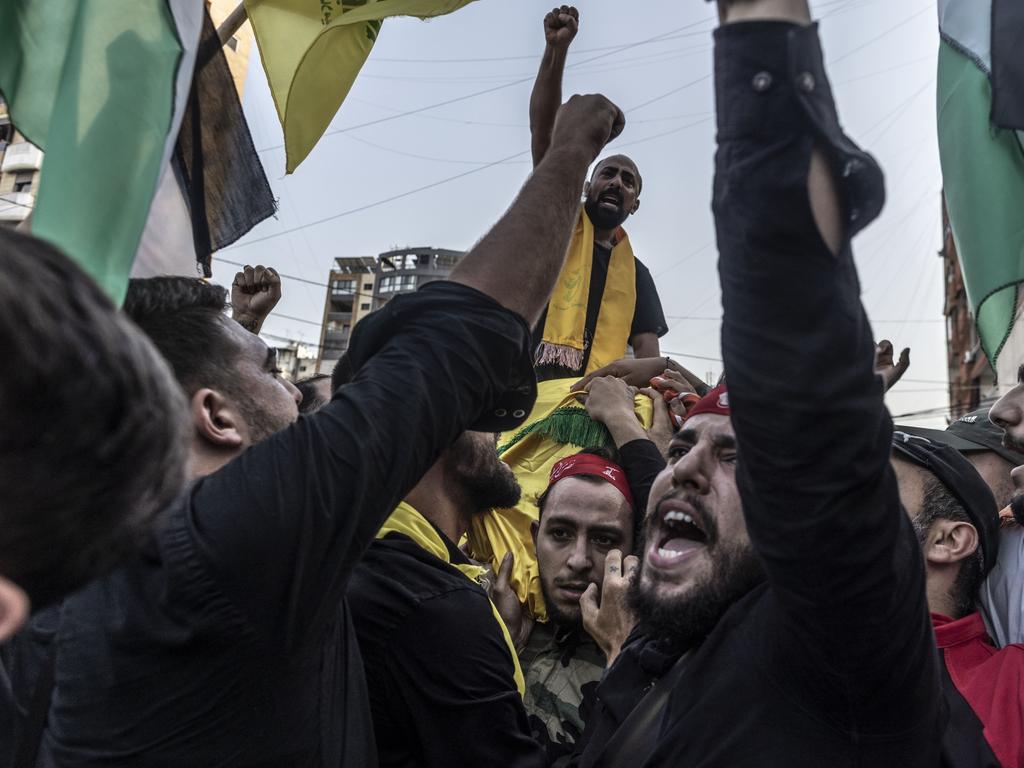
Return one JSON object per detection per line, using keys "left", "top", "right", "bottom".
{"left": 466, "top": 378, "right": 653, "bottom": 623}
{"left": 244, "top": 0, "right": 479, "bottom": 172}
{"left": 378, "top": 502, "right": 525, "bottom": 695}
{"left": 535, "top": 210, "right": 637, "bottom": 374}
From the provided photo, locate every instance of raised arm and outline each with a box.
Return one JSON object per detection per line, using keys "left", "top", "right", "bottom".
{"left": 529, "top": 6, "right": 578, "bottom": 168}
{"left": 192, "top": 93, "right": 625, "bottom": 650}
{"left": 714, "top": 0, "right": 935, "bottom": 731}
{"left": 455, "top": 92, "right": 623, "bottom": 326}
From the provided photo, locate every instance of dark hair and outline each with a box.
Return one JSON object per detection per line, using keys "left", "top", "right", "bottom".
{"left": 296, "top": 374, "right": 331, "bottom": 414}
{"left": 916, "top": 477, "right": 985, "bottom": 618}
{"left": 536, "top": 447, "right": 620, "bottom": 518}
{"left": 0, "top": 229, "right": 189, "bottom": 607}
{"left": 123, "top": 277, "right": 241, "bottom": 397}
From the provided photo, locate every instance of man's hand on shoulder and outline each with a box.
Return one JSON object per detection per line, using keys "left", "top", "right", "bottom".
{"left": 544, "top": 6, "right": 579, "bottom": 53}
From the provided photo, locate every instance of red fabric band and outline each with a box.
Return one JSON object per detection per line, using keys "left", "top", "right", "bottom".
{"left": 548, "top": 453, "right": 635, "bottom": 509}
{"left": 685, "top": 382, "right": 731, "bottom": 422}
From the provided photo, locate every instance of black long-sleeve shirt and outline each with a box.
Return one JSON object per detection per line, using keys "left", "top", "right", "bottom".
{"left": 1, "top": 282, "right": 535, "bottom": 768}
{"left": 574, "top": 21, "right": 942, "bottom": 768}
{"left": 349, "top": 530, "right": 546, "bottom": 768}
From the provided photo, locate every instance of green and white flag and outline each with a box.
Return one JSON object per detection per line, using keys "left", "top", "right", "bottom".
{"left": 937, "top": 0, "right": 1024, "bottom": 363}
{"left": 0, "top": 0, "right": 204, "bottom": 303}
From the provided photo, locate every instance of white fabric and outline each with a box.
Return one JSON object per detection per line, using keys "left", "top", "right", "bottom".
{"left": 938, "top": 0, "right": 992, "bottom": 72}
{"left": 980, "top": 526, "right": 1024, "bottom": 647}
{"left": 132, "top": 0, "right": 204, "bottom": 278}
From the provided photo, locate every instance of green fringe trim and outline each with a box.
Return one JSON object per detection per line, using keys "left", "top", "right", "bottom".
{"left": 498, "top": 407, "right": 615, "bottom": 456}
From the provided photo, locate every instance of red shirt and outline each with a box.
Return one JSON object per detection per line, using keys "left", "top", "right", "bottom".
{"left": 933, "top": 612, "right": 1024, "bottom": 767}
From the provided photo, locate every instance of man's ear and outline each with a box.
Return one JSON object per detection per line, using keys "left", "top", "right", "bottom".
{"left": 630, "top": 197, "right": 641, "bottom": 215}
{"left": 190, "top": 388, "right": 245, "bottom": 449}
{"left": 922, "top": 520, "right": 979, "bottom": 566}
{"left": 0, "top": 575, "right": 29, "bottom": 643}
{"left": 531, "top": 519, "right": 540, "bottom": 547}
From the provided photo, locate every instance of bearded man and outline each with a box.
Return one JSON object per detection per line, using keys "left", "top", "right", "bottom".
{"left": 568, "top": 0, "right": 943, "bottom": 764}
{"left": 347, "top": 432, "right": 546, "bottom": 768}
{"left": 528, "top": 6, "right": 667, "bottom": 380}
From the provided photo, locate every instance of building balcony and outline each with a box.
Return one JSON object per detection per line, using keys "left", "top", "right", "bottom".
{"left": 0, "top": 191, "right": 33, "bottom": 222}
{"left": 1, "top": 141, "right": 43, "bottom": 173}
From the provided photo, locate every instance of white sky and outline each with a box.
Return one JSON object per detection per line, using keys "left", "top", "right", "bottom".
{"left": 214, "top": 0, "right": 953, "bottom": 427}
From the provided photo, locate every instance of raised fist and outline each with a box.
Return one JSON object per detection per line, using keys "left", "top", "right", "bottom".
{"left": 544, "top": 6, "right": 579, "bottom": 51}
{"left": 231, "top": 265, "right": 282, "bottom": 335}
{"left": 550, "top": 94, "right": 625, "bottom": 165}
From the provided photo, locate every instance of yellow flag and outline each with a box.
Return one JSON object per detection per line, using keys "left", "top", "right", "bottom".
{"left": 467, "top": 378, "right": 654, "bottom": 623}
{"left": 244, "top": 0, "right": 479, "bottom": 172}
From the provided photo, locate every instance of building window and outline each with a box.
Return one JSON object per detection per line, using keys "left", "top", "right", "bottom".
{"left": 331, "top": 279, "right": 356, "bottom": 296}
{"left": 363, "top": 282, "right": 372, "bottom": 290}
{"left": 360, "top": 302, "right": 370, "bottom": 311}
{"left": 14, "top": 179, "right": 31, "bottom": 193}
{"left": 378, "top": 275, "right": 418, "bottom": 293}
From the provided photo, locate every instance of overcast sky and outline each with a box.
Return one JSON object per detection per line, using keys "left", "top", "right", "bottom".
{"left": 215, "top": 0, "right": 957, "bottom": 426}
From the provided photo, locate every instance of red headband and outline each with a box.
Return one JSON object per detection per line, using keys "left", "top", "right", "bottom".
{"left": 685, "top": 383, "right": 730, "bottom": 422}
{"left": 548, "top": 454, "right": 634, "bottom": 508}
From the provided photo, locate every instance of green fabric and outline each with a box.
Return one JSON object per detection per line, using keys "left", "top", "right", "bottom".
{"left": 0, "top": 1, "right": 182, "bottom": 303}
{"left": 938, "top": 39, "right": 1024, "bottom": 363}
{"left": 498, "top": 407, "right": 614, "bottom": 457}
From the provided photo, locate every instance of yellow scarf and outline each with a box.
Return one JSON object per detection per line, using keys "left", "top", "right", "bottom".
{"left": 537, "top": 210, "right": 637, "bottom": 374}
{"left": 377, "top": 502, "right": 526, "bottom": 696}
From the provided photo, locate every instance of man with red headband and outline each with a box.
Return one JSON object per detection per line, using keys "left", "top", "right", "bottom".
{"left": 568, "top": 1, "right": 943, "bottom": 765}
{"left": 520, "top": 449, "right": 640, "bottom": 761}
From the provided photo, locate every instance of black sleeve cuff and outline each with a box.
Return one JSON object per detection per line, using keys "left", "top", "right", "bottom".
{"left": 713, "top": 20, "right": 885, "bottom": 237}
{"left": 345, "top": 281, "right": 537, "bottom": 432}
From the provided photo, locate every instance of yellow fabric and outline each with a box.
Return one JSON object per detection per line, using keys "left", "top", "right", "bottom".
{"left": 537, "top": 211, "right": 638, "bottom": 374}
{"left": 244, "top": 0, "right": 478, "bottom": 173}
{"left": 466, "top": 378, "right": 653, "bottom": 622}
{"left": 378, "top": 502, "right": 525, "bottom": 696}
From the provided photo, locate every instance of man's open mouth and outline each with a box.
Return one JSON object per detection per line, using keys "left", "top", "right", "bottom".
{"left": 647, "top": 500, "right": 709, "bottom": 568}
{"left": 598, "top": 191, "right": 622, "bottom": 209}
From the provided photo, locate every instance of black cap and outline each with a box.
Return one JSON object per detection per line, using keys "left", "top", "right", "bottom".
{"left": 896, "top": 407, "right": 1024, "bottom": 467}
{"left": 892, "top": 431, "right": 1000, "bottom": 577}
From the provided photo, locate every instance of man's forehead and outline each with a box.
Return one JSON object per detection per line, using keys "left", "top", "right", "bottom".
{"left": 226, "top": 315, "right": 269, "bottom": 361}
{"left": 546, "top": 476, "right": 630, "bottom": 516}
{"left": 679, "top": 413, "right": 734, "bottom": 441}
{"left": 594, "top": 155, "right": 639, "bottom": 176}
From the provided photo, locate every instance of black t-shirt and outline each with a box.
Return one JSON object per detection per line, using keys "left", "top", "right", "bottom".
{"left": 349, "top": 531, "right": 546, "bottom": 768}
{"left": 533, "top": 244, "right": 668, "bottom": 381}
{"left": 0, "top": 283, "right": 535, "bottom": 768}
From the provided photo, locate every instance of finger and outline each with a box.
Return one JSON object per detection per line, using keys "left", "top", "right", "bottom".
{"left": 605, "top": 549, "right": 623, "bottom": 581}
{"left": 243, "top": 265, "right": 255, "bottom": 289}
{"left": 266, "top": 267, "right": 281, "bottom": 285}
{"left": 579, "top": 583, "right": 600, "bottom": 626}
{"left": 495, "top": 552, "right": 513, "bottom": 589}
{"left": 897, "top": 347, "right": 911, "bottom": 371}
{"left": 609, "top": 104, "right": 625, "bottom": 142}
{"left": 233, "top": 271, "right": 245, "bottom": 287}
{"left": 623, "top": 554, "right": 639, "bottom": 578}
{"left": 253, "top": 265, "right": 268, "bottom": 291}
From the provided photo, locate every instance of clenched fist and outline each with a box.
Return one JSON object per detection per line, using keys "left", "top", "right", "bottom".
{"left": 544, "top": 6, "right": 579, "bottom": 51}
{"left": 550, "top": 94, "right": 625, "bottom": 165}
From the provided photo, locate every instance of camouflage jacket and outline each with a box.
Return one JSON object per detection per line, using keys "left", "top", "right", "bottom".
{"left": 520, "top": 622, "right": 606, "bottom": 763}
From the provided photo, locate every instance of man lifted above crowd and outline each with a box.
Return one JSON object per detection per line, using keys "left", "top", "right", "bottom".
{"left": 529, "top": 6, "right": 667, "bottom": 380}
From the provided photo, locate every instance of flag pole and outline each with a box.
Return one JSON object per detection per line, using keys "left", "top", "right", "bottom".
{"left": 217, "top": 2, "right": 249, "bottom": 45}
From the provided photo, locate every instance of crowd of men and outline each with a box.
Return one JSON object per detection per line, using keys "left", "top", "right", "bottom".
{"left": 2, "top": 0, "right": 1024, "bottom": 766}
